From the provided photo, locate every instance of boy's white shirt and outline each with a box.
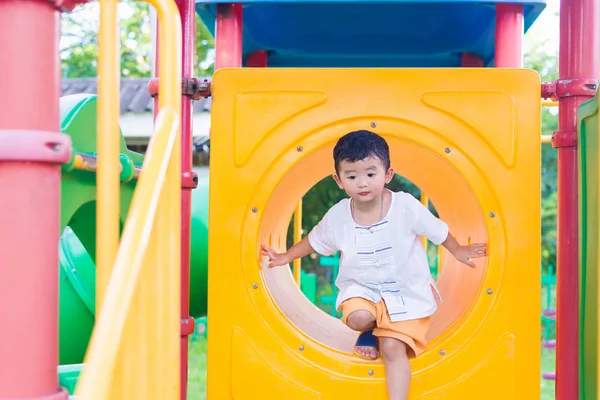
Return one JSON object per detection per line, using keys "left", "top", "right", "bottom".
{"left": 308, "top": 189, "right": 448, "bottom": 322}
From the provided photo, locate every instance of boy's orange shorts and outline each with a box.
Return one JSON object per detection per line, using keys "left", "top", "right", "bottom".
{"left": 340, "top": 297, "right": 431, "bottom": 358}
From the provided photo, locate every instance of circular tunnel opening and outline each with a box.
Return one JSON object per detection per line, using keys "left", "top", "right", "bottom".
{"left": 259, "top": 136, "right": 488, "bottom": 354}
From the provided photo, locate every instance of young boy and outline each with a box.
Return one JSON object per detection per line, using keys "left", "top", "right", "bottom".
{"left": 261, "top": 130, "right": 486, "bottom": 400}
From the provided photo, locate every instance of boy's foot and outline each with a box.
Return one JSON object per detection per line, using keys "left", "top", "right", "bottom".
{"left": 353, "top": 331, "right": 379, "bottom": 360}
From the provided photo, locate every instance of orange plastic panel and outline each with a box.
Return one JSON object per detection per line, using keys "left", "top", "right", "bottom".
{"left": 208, "top": 68, "right": 541, "bottom": 399}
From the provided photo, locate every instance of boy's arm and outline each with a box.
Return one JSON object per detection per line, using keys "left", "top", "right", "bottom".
{"left": 261, "top": 236, "right": 315, "bottom": 269}
{"left": 441, "top": 232, "right": 487, "bottom": 268}
{"left": 404, "top": 194, "right": 487, "bottom": 268}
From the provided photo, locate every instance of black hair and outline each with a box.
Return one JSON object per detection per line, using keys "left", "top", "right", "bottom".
{"left": 333, "top": 130, "right": 390, "bottom": 174}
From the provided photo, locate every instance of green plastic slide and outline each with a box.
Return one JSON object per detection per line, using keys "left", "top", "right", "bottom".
{"left": 58, "top": 182, "right": 210, "bottom": 365}
{"left": 59, "top": 227, "right": 96, "bottom": 365}
{"left": 57, "top": 94, "right": 210, "bottom": 366}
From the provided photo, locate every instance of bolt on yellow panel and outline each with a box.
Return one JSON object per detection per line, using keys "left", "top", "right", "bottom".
{"left": 207, "top": 68, "right": 541, "bottom": 399}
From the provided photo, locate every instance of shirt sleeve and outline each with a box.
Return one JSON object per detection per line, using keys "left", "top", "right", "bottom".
{"left": 403, "top": 193, "right": 449, "bottom": 245}
{"left": 308, "top": 209, "right": 338, "bottom": 256}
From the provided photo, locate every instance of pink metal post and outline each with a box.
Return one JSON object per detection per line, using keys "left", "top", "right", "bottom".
{"left": 154, "top": 0, "right": 242, "bottom": 400}
{"left": 215, "top": 4, "right": 243, "bottom": 69}
{"left": 151, "top": 0, "right": 198, "bottom": 398}
{"left": 175, "top": 0, "right": 197, "bottom": 399}
{"left": 0, "top": 0, "right": 69, "bottom": 399}
{"left": 246, "top": 50, "right": 268, "bottom": 67}
{"left": 494, "top": 4, "right": 524, "bottom": 67}
{"left": 461, "top": 52, "right": 483, "bottom": 67}
{"left": 555, "top": 0, "right": 599, "bottom": 397}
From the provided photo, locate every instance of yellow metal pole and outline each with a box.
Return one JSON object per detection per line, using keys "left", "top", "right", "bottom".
{"left": 293, "top": 199, "right": 302, "bottom": 285}
{"left": 542, "top": 135, "right": 553, "bottom": 144}
{"left": 148, "top": 0, "right": 181, "bottom": 112}
{"left": 74, "top": 0, "right": 182, "bottom": 394}
{"left": 420, "top": 193, "right": 429, "bottom": 251}
{"left": 438, "top": 246, "right": 444, "bottom": 274}
{"left": 75, "top": 109, "right": 180, "bottom": 400}
{"left": 542, "top": 99, "right": 559, "bottom": 107}
{"left": 96, "top": 0, "right": 120, "bottom": 312}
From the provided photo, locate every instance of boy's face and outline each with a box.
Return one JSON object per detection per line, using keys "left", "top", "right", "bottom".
{"left": 333, "top": 156, "right": 394, "bottom": 203}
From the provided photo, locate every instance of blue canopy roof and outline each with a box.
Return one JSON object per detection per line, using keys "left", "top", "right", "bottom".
{"left": 195, "top": 0, "right": 546, "bottom": 67}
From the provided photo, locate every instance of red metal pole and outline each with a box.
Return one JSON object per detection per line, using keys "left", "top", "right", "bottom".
{"left": 0, "top": 0, "right": 69, "bottom": 399}
{"left": 175, "top": 0, "right": 196, "bottom": 398}
{"left": 215, "top": 4, "right": 243, "bottom": 69}
{"left": 151, "top": 1, "right": 198, "bottom": 398}
{"left": 461, "top": 52, "right": 483, "bottom": 67}
{"left": 246, "top": 50, "right": 268, "bottom": 67}
{"left": 555, "top": 0, "right": 599, "bottom": 397}
{"left": 494, "top": 4, "right": 524, "bottom": 68}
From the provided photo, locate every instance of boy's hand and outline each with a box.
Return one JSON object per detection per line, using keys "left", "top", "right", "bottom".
{"left": 261, "top": 244, "right": 291, "bottom": 268}
{"left": 454, "top": 243, "right": 487, "bottom": 268}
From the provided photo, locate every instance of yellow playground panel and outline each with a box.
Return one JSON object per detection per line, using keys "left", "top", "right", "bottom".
{"left": 208, "top": 68, "right": 541, "bottom": 399}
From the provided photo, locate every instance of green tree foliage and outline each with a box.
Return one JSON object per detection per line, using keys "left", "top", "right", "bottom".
{"left": 120, "top": 1, "right": 152, "bottom": 77}
{"left": 60, "top": 4, "right": 101, "bottom": 77}
{"left": 194, "top": 13, "right": 215, "bottom": 76}
{"left": 60, "top": 1, "right": 214, "bottom": 78}
{"left": 524, "top": 35, "right": 559, "bottom": 272}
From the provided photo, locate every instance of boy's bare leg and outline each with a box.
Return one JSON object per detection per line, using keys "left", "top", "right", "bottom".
{"left": 346, "top": 310, "right": 377, "bottom": 359}
{"left": 381, "top": 337, "right": 411, "bottom": 400}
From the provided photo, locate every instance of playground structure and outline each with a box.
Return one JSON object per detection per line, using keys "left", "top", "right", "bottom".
{"left": 208, "top": 67, "right": 542, "bottom": 399}
{"left": 1, "top": 0, "right": 600, "bottom": 399}
{"left": 55, "top": 93, "right": 211, "bottom": 367}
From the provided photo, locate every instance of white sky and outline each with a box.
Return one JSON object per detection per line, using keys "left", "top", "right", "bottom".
{"left": 524, "top": 0, "right": 560, "bottom": 55}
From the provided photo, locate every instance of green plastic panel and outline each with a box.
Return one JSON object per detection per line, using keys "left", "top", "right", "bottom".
{"left": 578, "top": 92, "right": 599, "bottom": 400}
{"left": 58, "top": 94, "right": 141, "bottom": 365}
{"left": 300, "top": 270, "right": 317, "bottom": 304}
{"left": 190, "top": 169, "right": 209, "bottom": 318}
{"left": 57, "top": 364, "right": 84, "bottom": 395}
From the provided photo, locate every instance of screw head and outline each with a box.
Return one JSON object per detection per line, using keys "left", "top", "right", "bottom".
{"left": 487, "top": 288, "right": 493, "bottom": 294}
{"left": 368, "top": 370, "right": 374, "bottom": 376}
{"left": 299, "top": 345, "right": 304, "bottom": 351}
{"left": 297, "top": 146, "right": 303, "bottom": 152}
{"left": 252, "top": 207, "right": 258, "bottom": 213}
{"left": 440, "top": 350, "right": 446, "bottom": 356}
{"left": 252, "top": 283, "right": 258, "bottom": 289}
{"left": 489, "top": 212, "right": 496, "bottom": 218}
{"left": 49, "top": 143, "right": 62, "bottom": 152}
{"left": 444, "top": 147, "right": 451, "bottom": 153}
{"left": 370, "top": 122, "right": 377, "bottom": 128}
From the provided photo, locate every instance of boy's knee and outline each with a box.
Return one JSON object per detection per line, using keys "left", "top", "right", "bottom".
{"left": 345, "top": 310, "right": 376, "bottom": 331}
{"left": 381, "top": 337, "right": 408, "bottom": 361}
